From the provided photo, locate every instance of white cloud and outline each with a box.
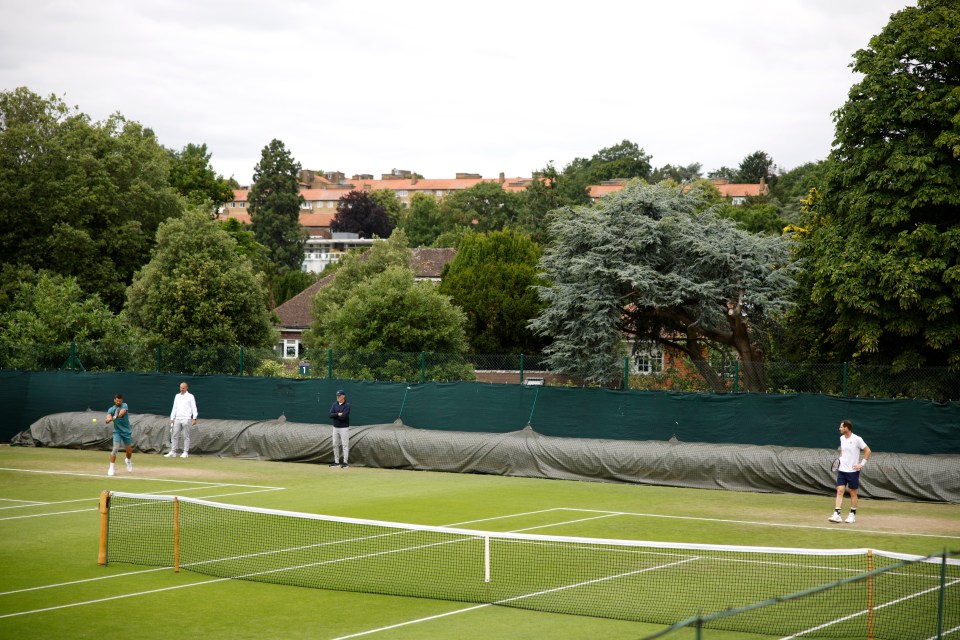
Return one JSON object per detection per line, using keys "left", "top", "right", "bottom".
{"left": 1, "top": 0, "right": 913, "bottom": 184}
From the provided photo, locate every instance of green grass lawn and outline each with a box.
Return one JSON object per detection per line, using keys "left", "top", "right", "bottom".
{"left": 1, "top": 446, "right": 957, "bottom": 640}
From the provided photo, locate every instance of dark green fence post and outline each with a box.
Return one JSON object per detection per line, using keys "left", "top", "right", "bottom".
{"left": 238, "top": 346, "right": 244, "bottom": 376}
{"left": 842, "top": 362, "right": 848, "bottom": 398}
{"left": 60, "top": 341, "right": 85, "bottom": 371}
{"left": 420, "top": 351, "right": 426, "bottom": 384}
{"left": 733, "top": 360, "right": 740, "bottom": 393}
{"left": 937, "top": 549, "right": 947, "bottom": 638}
{"left": 520, "top": 353, "right": 525, "bottom": 384}
{"left": 327, "top": 349, "right": 333, "bottom": 379}
{"left": 155, "top": 346, "right": 161, "bottom": 373}
{"left": 623, "top": 356, "right": 629, "bottom": 390}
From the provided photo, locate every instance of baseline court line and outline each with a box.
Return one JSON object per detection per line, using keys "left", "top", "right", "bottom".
{"left": 556, "top": 507, "right": 960, "bottom": 540}
{"left": 0, "top": 467, "right": 283, "bottom": 489}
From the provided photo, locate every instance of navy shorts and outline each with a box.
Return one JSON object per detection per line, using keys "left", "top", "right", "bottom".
{"left": 836, "top": 470, "right": 861, "bottom": 490}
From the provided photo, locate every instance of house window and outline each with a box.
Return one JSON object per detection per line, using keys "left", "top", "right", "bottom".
{"left": 239, "top": 202, "right": 246, "bottom": 208}
{"left": 632, "top": 343, "right": 665, "bottom": 375}
{"left": 327, "top": 201, "right": 335, "bottom": 208}
{"left": 279, "top": 339, "right": 299, "bottom": 360}
{"left": 301, "top": 201, "right": 312, "bottom": 209}
{"left": 396, "top": 190, "right": 408, "bottom": 197}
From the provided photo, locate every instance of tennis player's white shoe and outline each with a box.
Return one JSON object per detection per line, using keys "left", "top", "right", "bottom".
{"left": 164, "top": 451, "right": 176, "bottom": 458}
{"left": 845, "top": 513, "right": 856, "bottom": 524}
{"left": 828, "top": 512, "right": 842, "bottom": 523}
{"left": 180, "top": 452, "right": 188, "bottom": 458}
{"left": 107, "top": 465, "right": 115, "bottom": 476}
{"left": 125, "top": 459, "right": 133, "bottom": 473}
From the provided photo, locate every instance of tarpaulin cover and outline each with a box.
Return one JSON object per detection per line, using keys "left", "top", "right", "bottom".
{"left": 13, "top": 412, "right": 960, "bottom": 503}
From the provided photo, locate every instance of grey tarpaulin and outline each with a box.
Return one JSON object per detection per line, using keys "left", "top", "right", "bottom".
{"left": 13, "top": 411, "right": 960, "bottom": 503}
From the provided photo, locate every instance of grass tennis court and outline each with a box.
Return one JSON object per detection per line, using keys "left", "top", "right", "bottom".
{"left": 2, "top": 445, "right": 958, "bottom": 639}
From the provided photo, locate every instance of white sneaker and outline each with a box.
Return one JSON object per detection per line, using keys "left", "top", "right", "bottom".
{"left": 125, "top": 459, "right": 133, "bottom": 473}
{"left": 164, "top": 451, "right": 176, "bottom": 458}
{"left": 845, "top": 513, "right": 856, "bottom": 524}
{"left": 828, "top": 512, "right": 842, "bottom": 523}
{"left": 107, "top": 466, "right": 115, "bottom": 476}
{"left": 180, "top": 452, "right": 189, "bottom": 458}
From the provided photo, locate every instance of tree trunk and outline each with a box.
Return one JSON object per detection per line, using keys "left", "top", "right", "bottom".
{"left": 728, "top": 313, "right": 766, "bottom": 392}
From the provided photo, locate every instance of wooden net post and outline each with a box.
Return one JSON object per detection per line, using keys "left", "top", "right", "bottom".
{"left": 173, "top": 496, "right": 180, "bottom": 573}
{"left": 97, "top": 490, "right": 110, "bottom": 566}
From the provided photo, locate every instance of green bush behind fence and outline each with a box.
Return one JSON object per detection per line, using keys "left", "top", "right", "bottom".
{"left": 1, "top": 341, "right": 958, "bottom": 402}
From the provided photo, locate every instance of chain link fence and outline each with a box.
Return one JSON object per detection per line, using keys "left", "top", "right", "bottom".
{"left": 1, "top": 341, "right": 957, "bottom": 401}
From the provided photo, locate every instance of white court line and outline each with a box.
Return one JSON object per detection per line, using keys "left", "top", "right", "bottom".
{"left": 0, "top": 498, "right": 49, "bottom": 506}
{"left": 556, "top": 507, "right": 960, "bottom": 540}
{"left": 0, "top": 488, "right": 285, "bottom": 522}
{"left": 0, "top": 467, "right": 283, "bottom": 489}
{"left": 0, "top": 486, "right": 237, "bottom": 511}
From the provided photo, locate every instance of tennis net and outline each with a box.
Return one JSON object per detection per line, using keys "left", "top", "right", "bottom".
{"left": 99, "top": 491, "right": 959, "bottom": 638}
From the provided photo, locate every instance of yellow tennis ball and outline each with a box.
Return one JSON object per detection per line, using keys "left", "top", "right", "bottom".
{"left": 92, "top": 418, "right": 97, "bottom": 422}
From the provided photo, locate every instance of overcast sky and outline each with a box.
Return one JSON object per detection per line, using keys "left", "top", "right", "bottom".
{"left": 2, "top": 0, "right": 912, "bottom": 186}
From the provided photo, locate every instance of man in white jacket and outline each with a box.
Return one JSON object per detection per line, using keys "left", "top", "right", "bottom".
{"left": 166, "top": 382, "right": 198, "bottom": 458}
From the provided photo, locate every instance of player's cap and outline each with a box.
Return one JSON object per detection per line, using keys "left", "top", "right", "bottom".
{"left": 336, "top": 389, "right": 345, "bottom": 396}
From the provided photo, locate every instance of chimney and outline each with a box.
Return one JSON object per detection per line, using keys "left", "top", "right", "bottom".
{"left": 412, "top": 173, "right": 418, "bottom": 186}
{"left": 499, "top": 172, "right": 505, "bottom": 185}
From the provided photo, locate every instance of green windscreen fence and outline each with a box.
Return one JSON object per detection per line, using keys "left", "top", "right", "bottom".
{"left": 3, "top": 370, "right": 959, "bottom": 454}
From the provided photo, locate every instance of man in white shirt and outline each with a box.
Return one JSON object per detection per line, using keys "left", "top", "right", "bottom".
{"left": 828, "top": 419, "right": 871, "bottom": 524}
{"left": 166, "top": 382, "right": 198, "bottom": 458}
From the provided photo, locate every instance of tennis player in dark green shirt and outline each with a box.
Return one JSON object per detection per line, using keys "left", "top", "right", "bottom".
{"left": 106, "top": 393, "right": 133, "bottom": 476}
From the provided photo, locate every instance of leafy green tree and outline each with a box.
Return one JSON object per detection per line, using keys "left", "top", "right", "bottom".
{"left": 167, "top": 143, "right": 235, "bottom": 213}
{"left": 332, "top": 190, "right": 395, "bottom": 239}
{"left": 737, "top": 150, "right": 778, "bottom": 185}
{"left": 707, "top": 166, "right": 739, "bottom": 181}
{"left": 0, "top": 271, "right": 139, "bottom": 370}
{"left": 304, "top": 231, "right": 470, "bottom": 379}
{"left": 531, "top": 182, "right": 798, "bottom": 391}
{"left": 368, "top": 189, "right": 405, "bottom": 226}
{"left": 218, "top": 217, "right": 271, "bottom": 272}
{"left": 126, "top": 208, "right": 275, "bottom": 347}
{"left": 519, "top": 163, "right": 591, "bottom": 244}
{"left": 0, "top": 87, "right": 183, "bottom": 310}
{"left": 787, "top": 0, "right": 960, "bottom": 368}
{"left": 439, "top": 182, "right": 522, "bottom": 233}
{"left": 565, "top": 139, "right": 653, "bottom": 184}
{"left": 0, "top": 272, "right": 132, "bottom": 344}
{"left": 248, "top": 139, "right": 305, "bottom": 272}
{"left": 439, "top": 231, "right": 549, "bottom": 354}
{"left": 650, "top": 162, "right": 703, "bottom": 184}
{"left": 400, "top": 192, "right": 445, "bottom": 247}
{"left": 320, "top": 266, "right": 469, "bottom": 354}
{"left": 716, "top": 201, "right": 788, "bottom": 235}
{"left": 770, "top": 160, "right": 831, "bottom": 223}
{"left": 270, "top": 270, "right": 320, "bottom": 308}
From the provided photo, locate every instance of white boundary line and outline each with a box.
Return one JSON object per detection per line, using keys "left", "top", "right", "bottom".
{"left": 555, "top": 507, "right": 960, "bottom": 540}
{"left": 0, "top": 467, "right": 284, "bottom": 489}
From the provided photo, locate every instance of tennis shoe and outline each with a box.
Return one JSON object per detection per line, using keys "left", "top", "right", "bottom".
{"left": 180, "top": 452, "right": 189, "bottom": 458}
{"left": 828, "top": 512, "right": 842, "bottom": 523}
{"left": 107, "top": 466, "right": 115, "bottom": 477}
{"left": 125, "top": 459, "right": 133, "bottom": 472}
{"left": 164, "top": 451, "right": 176, "bottom": 458}
{"left": 329, "top": 462, "right": 340, "bottom": 468}
{"left": 341, "top": 463, "right": 349, "bottom": 469}
{"left": 845, "top": 513, "right": 856, "bottom": 524}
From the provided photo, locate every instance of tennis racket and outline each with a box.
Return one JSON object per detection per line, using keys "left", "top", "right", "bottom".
{"left": 831, "top": 446, "right": 841, "bottom": 472}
